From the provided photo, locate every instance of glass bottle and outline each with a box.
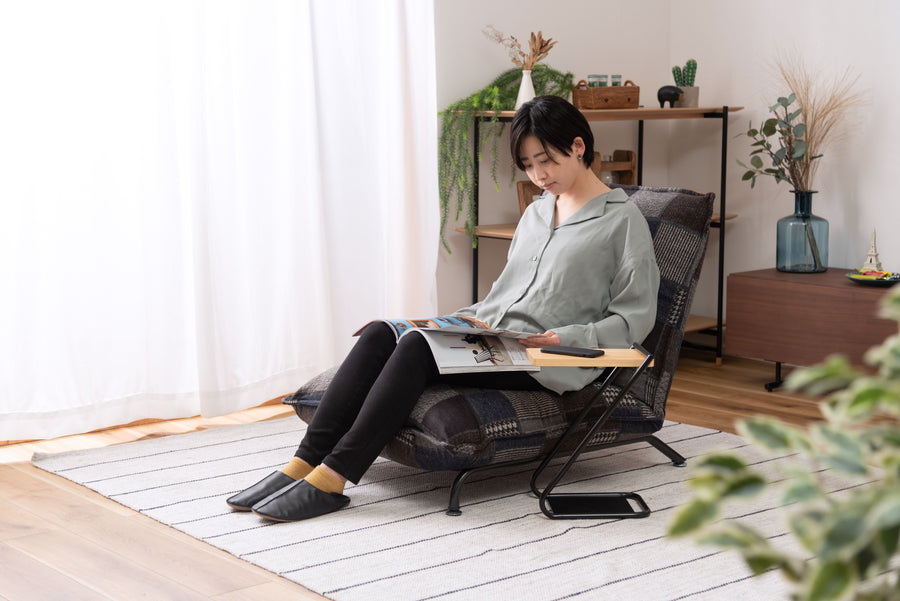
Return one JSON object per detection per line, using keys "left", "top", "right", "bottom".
{"left": 600, "top": 154, "right": 615, "bottom": 185}
{"left": 776, "top": 190, "right": 828, "bottom": 273}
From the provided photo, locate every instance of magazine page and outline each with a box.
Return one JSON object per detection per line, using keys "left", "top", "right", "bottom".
{"left": 354, "top": 315, "right": 533, "bottom": 341}
{"left": 414, "top": 330, "right": 539, "bottom": 374}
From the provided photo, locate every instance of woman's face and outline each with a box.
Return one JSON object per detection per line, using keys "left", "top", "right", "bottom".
{"left": 518, "top": 135, "right": 582, "bottom": 197}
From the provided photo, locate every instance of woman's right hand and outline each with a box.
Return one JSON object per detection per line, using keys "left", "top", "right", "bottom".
{"left": 520, "top": 331, "right": 560, "bottom": 348}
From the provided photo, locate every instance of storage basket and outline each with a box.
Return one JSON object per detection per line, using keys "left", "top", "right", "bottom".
{"left": 572, "top": 79, "right": 640, "bottom": 109}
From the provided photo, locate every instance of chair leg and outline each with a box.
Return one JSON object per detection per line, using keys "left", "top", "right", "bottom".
{"left": 445, "top": 457, "right": 543, "bottom": 516}
{"left": 644, "top": 435, "right": 687, "bottom": 467}
{"left": 445, "top": 468, "right": 475, "bottom": 516}
{"left": 444, "top": 434, "right": 684, "bottom": 516}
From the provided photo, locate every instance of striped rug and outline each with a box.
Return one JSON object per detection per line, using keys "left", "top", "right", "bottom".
{"left": 33, "top": 418, "right": 798, "bottom": 600}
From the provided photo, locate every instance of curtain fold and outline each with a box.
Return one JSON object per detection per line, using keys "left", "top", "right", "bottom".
{"left": 0, "top": 0, "right": 438, "bottom": 440}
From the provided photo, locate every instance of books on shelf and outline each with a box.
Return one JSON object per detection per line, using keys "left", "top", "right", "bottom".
{"left": 355, "top": 315, "right": 538, "bottom": 374}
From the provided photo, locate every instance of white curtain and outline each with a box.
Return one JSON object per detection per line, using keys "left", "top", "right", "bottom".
{"left": 0, "top": 0, "right": 438, "bottom": 440}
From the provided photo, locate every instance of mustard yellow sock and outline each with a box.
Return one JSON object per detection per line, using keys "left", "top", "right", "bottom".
{"left": 280, "top": 457, "right": 314, "bottom": 481}
{"left": 304, "top": 465, "right": 346, "bottom": 495}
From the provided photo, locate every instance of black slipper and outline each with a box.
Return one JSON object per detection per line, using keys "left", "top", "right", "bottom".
{"left": 226, "top": 471, "right": 295, "bottom": 511}
{"left": 251, "top": 479, "right": 350, "bottom": 522}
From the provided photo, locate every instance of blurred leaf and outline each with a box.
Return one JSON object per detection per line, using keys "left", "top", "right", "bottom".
{"left": 696, "top": 453, "right": 747, "bottom": 472}
{"left": 821, "top": 454, "right": 870, "bottom": 476}
{"left": 790, "top": 509, "right": 828, "bottom": 551}
{"left": 751, "top": 155, "right": 763, "bottom": 168}
{"left": 668, "top": 498, "right": 719, "bottom": 536}
{"left": 763, "top": 118, "right": 778, "bottom": 136}
{"left": 723, "top": 473, "right": 767, "bottom": 498}
{"left": 793, "top": 122, "right": 806, "bottom": 138}
{"left": 854, "top": 545, "right": 878, "bottom": 580}
{"left": 807, "top": 561, "right": 855, "bottom": 601}
{"left": 697, "top": 522, "right": 767, "bottom": 549}
{"left": 793, "top": 139, "right": 809, "bottom": 159}
{"left": 783, "top": 477, "right": 824, "bottom": 504}
{"left": 822, "top": 514, "right": 869, "bottom": 559}
{"left": 786, "top": 355, "right": 856, "bottom": 396}
{"left": 871, "top": 495, "right": 900, "bottom": 531}
{"left": 877, "top": 524, "right": 900, "bottom": 560}
{"left": 817, "top": 425, "right": 865, "bottom": 459}
{"left": 878, "top": 288, "right": 900, "bottom": 321}
{"left": 744, "top": 548, "right": 804, "bottom": 578}
{"left": 738, "top": 418, "right": 796, "bottom": 451}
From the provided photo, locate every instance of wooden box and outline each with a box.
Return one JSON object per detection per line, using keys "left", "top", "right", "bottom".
{"left": 572, "top": 80, "right": 640, "bottom": 109}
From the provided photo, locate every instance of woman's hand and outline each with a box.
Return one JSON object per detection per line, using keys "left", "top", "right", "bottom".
{"left": 520, "top": 330, "right": 561, "bottom": 348}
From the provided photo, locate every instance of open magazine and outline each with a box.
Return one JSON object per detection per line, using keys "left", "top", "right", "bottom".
{"left": 354, "top": 315, "right": 539, "bottom": 374}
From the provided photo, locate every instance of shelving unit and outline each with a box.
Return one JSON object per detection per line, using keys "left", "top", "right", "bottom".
{"left": 457, "top": 106, "right": 743, "bottom": 363}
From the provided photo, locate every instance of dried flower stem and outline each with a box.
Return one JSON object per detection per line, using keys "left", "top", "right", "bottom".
{"left": 483, "top": 26, "right": 556, "bottom": 71}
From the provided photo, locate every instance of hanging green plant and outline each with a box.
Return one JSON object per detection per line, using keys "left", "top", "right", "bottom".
{"left": 438, "top": 64, "right": 574, "bottom": 251}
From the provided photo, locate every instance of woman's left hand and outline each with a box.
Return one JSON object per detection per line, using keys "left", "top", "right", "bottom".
{"left": 520, "top": 330, "right": 561, "bottom": 348}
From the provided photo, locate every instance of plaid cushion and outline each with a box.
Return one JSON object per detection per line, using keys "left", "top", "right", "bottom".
{"left": 284, "top": 185, "right": 714, "bottom": 471}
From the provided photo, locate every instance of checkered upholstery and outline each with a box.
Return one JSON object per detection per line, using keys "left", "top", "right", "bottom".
{"left": 284, "top": 185, "right": 714, "bottom": 471}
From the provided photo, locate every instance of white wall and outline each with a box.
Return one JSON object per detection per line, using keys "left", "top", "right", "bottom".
{"left": 434, "top": 0, "right": 900, "bottom": 321}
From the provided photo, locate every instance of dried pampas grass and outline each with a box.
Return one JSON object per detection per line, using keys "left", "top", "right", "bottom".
{"left": 776, "top": 53, "right": 863, "bottom": 190}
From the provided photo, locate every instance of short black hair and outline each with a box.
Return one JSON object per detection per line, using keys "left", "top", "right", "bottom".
{"left": 509, "top": 95, "right": 595, "bottom": 171}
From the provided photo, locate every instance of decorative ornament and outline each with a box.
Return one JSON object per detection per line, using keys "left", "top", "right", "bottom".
{"left": 861, "top": 229, "right": 883, "bottom": 272}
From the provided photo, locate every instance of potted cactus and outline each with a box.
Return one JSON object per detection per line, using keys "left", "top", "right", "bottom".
{"left": 672, "top": 58, "right": 699, "bottom": 107}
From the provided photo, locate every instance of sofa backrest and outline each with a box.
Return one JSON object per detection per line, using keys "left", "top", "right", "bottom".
{"left": 609, "top": 184, "right": 714, "bottom": 420}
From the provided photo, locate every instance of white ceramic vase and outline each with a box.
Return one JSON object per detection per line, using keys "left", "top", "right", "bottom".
{"left": 515, "top": 70, "right": 535, "bottom": 109}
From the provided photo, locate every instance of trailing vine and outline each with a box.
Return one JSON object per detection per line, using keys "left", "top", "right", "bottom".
{"left": 438, "top": 64, "right": 574, "bottom": 250}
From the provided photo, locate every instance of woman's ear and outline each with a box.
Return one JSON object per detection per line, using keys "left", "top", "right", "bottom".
{"left": 571, "top": 136, "right": 587, "bottom": 159}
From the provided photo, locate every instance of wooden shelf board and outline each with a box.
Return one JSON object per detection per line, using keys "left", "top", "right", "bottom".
{"left": 684, "top": 314, "right": 722, "bottom": 334}
{"left": 461, "top": 213, "right": 735, "bottom": 240}
{"left": 469, "top": 106, "right": 743, "bottom": 122}
{"left": 456, "top": 224, "right": 517, "bottom": 240}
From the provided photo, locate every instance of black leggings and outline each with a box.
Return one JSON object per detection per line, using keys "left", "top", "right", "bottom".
{"left": 295, "top": 322, "right": 543, "bottom": 483}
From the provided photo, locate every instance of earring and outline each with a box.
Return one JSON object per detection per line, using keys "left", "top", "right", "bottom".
{"left": 577, "top": 154, "right": 582, "bottom": 159}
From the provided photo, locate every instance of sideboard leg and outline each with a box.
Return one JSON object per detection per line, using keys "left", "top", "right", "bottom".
{"left": 764, "top": 362, "right": 783, "bottom": 392}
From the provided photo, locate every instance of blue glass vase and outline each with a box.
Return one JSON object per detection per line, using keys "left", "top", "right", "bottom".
{"left": 776, "top": 190, "right": 828, "bottom": 273}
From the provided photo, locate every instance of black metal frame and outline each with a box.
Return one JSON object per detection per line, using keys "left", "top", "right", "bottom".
{"left": 444, "top": 344, "right": 687, "bottom": 518}
{"left": 469, "top": 107, "right": 732, "bottom": 361}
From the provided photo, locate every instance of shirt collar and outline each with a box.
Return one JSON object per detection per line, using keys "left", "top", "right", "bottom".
{"left": 536, "top": 187, "right": 629, "bottom": 227}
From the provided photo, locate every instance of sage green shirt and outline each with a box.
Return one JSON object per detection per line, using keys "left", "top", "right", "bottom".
{"left": 455, "top": 188, "right": 659, "bottom": 394}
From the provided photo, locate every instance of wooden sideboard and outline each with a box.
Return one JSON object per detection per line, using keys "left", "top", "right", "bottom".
{"left": 726, "top": 268, "right": 896, "bottom": 388}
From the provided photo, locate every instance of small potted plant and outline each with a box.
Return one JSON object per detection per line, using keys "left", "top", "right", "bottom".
{"left": 672, "top": 58, "right": 698, "bottom": 107}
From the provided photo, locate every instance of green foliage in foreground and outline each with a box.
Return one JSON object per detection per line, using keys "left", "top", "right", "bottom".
{"left": 669, "top": 286, "right": 900, "bottom": 601}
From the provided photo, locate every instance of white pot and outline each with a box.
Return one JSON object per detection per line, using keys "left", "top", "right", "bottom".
{"left": 675, "top": 86, "right": 699, "bottom": 108}
{"left": 515, "top": 70, "right": 535, "bottom": 109}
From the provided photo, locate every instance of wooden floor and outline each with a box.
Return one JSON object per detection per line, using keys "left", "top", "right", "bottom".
{"left": 0, "top": 350, "right": 823, "bottom": 601}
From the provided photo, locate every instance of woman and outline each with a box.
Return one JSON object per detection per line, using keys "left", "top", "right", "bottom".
{"left": 227, "top": 95, "right": 660, "bottom": 522}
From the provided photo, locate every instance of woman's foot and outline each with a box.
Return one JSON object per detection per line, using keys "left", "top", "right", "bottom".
{"left": 226, "top": 457, "right": 315, "bottom": 511}
{"left": 226, "top": 471, "right": 296, "bottom": 511}
{"left": 251, "top": 480, "right": 350, "bottom": 521}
